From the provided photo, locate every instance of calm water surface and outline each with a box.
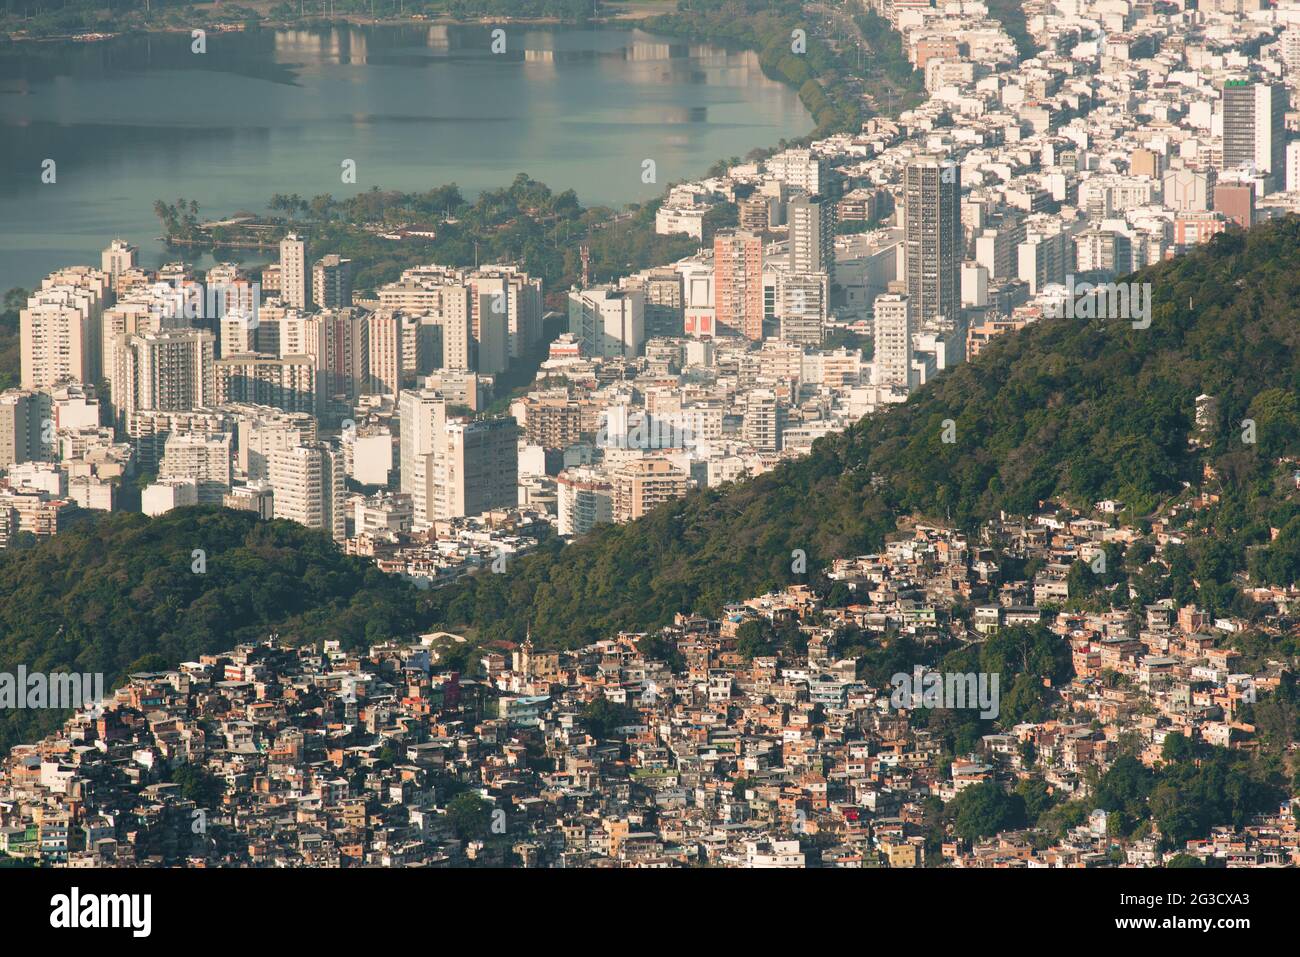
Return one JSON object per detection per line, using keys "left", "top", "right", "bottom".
{"left": 0, "top": 24, "right": 812, "bottom": 291}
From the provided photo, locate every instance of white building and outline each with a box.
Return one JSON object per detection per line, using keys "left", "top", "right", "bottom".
{"left": 268, "top": 443, "right": 345, "bottom": 542}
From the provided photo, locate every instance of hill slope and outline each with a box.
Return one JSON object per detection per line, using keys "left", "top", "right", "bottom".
{"left": 426, "top": 218, "right": 1300, "bottom": 645}
{"left": 0, "top": 508, "right": 426, "bottom": 748}
{"left": 4, "top": 218, "right": 1300, "bottom": 747}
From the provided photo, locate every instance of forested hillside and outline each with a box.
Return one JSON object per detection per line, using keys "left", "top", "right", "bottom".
{"left": 5, "top": 218, "right": 1300, "bottom": 747}
{"left": 425, "top": 218, "right": 1300, "bottom": 646}
{"left": 0, "top": 508, "right": 424, "bottom": 748}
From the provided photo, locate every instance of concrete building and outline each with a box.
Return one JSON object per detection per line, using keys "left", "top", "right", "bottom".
{"left": 101, "top": 239, "right": 138, "bottom": 284}
{"left": 398, "top": 388, "right": 447, "bottom": 526}
{"left": 269, "top": 443, "right": 345, "bottom": 542}
{"left": 903, "top": 157, "right": 961, "bottom": 322}
{"left": 1222, "top": 79, "right": 1286, "bottom": 191}
{"left": 742, "top": 389, "right": 784, "bottom": 453}
{"left": 20, "top": 270, "right": 110, "bottom": 390}
{"left": 158, "top": 433, "right": 232, "bottom": 504}
{"left": 312, "top": 255, "right": 352, "bottom": 310}
{"left": 141, "top": 478, "right": 198, "bottom": 517}
{"left": 556, "top": 467, "right": 614, "bottom": 536}
{"left": 215, "top": 354, "right": 317, "bottom": 417}
{"left": 436, "top": 417, "right": 519, "bottom": 520}
{"left": 568, "top": 287, "right": 645, "bottom": 359}
{"left": 789, "top": 192, "right": 835, "bottom": 285}
{"left": 114, "top": 329, "right": 216, "bottom": 428}
{"left": 714, "top": 230, "right": 765, "bottom": 340}
{"left": 279, "top": 233, "right": 310, "bottom": 310}
{"left": 873, "top": 293, "right": 913, "bottom": 389}
{"left": 613, "top": 457, "right": 688, "bottom": 523}
{"left": 0, "top": 390, "right": 49, "bottom": 468}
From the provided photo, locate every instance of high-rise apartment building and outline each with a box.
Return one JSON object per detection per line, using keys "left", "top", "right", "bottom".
{"left": 1074, "top": 228, "right": 1133, "bottom": 279}
{"left": 613, "top": 457, "right": 689, "bottom": 523}
{"left": 114, "top": 328, "right": 215, "bottom": 427}
{"left": 1288, "top": 141, "right": 1300, "bottom": 193}
{"left": 789, "top": 193, "right": 835, "bottom": 284}
{"left": 101, "top": 239, "right": 138, "bottom": 284}
{"left": 620, "top": 267, "right": 684, "bottom": 340}
{"left": 873, "top": 293, "right": 913, "bottom": 389}
{"left": 437, "top": 417, "right": 519, "bottom": 519}
{"left": 556, "top": 467, "right": 614, "bottom": 536}
{"left": 269, "top": 443, "right": 345, "bottom": 542}
{"left": 0, "top": 390, "right": 48, "bottom": 468}
{"left": 366, "top": 312, "right": 403, "bottom": 397}
{"left": 904, "top": 157, "right": 961, "bottom": 322}
{"left": 399, "top": 388, "right": 447, "bottom": 526}
{"left": 214, "top": 354, "right": 317, "bottom": 416}
{"left": 235, "top": 407, "right": 317, "bottom": 480}
{"left": 279, "top": 233, "right": 310, "bottom": 310}
{"left": 398, "top": 388, "right": 517, "bottom": 524}
{"left": 714, "top": 230, "right": 765, "bottom": 340}
{"left": 469, "top": 267, "right": 543, "bottom": 361}
{"left": 378, "top": 265, "right": 538, "bottom": 374}
{"left": 776, "top": 271, "right": 829, "bottom": 347}
{"left": 312, "top": 254, "right": 352, "bottom": 310}
{"left": 20, "top": 269, "right": 111, "bottom": 390}
{"left": 1222, "top": 79, "right": 1286, "bottom": 190}
{"left": 742, "top": 389, "right": 784, "bottom": 452}
{"left": 567, "top": 287, "right": 645, "bottom": 358}
{"left": 159, "top": 433, "right": 232, "bottom": 504}
{"left": 767, "top": 148, "right": 825, "bottom": 194}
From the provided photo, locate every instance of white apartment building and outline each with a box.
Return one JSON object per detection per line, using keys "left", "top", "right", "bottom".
{"left": 398, "top": 388, "right": 447, "bottom": 526}
{"left": 21, "top": 270, "right": 110, "bottom": 390}
{"left": 279, "top": 233, "right": 310, "bottom": 310}
{"left": 159, "top": 432, "right": 232, "bottom": 504}
{"left": 568, "top": 287, "right": 645, "bottom": 359}
{"left": 556, "top": 467, "right": 614, "bottom": 536}
{"left": 268, "top": 443, "right": 345, "bottom": 542}
{"left": 873, "top": 293, "right": 913, "bottom": 389}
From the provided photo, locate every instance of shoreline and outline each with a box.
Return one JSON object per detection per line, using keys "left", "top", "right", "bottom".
{"left": 1, "top": 9, "right": 672, "bottom": 44}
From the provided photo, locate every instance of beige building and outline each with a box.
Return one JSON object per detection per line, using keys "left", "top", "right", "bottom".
{"left": 436, "top": 417, "right": 518, "bottom": 520}
{"left": 21, "top": 269, "right": 111, "bottom": 390}
{"left": 158, "top": 432, "right": 232, "bottom": 504}
{"left": 279, "top": 233, "right": 310, "bottom": 310}
{"left": 215, "top": 354, "right": 317, "bottom": 416}
{"left": 613, "top": 457, "right": 688, "bottom": 523}
{"left": 398, "top": 388, "right": 447, "bottom": 526}
{"left": 114, "top": 328, "right": 216, "bottom": 428}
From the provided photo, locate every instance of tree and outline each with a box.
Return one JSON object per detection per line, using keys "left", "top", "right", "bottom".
{"left": 1160, "top": 732, "right": 1194, "bottom": 763}
{"left": 735, "top": 619, "right": 777, "bottom": 660}
{"left": 580, "top": 698, "right": 634, "bottom": 739}
{"left": 172, "top": 763, "right": 224, "bottom": 806}
{"left": 949, "top": 781, "right": 1026, "bottom": 842}
{"left": 447, "top": 792, "right": 491, "bottom": 842}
